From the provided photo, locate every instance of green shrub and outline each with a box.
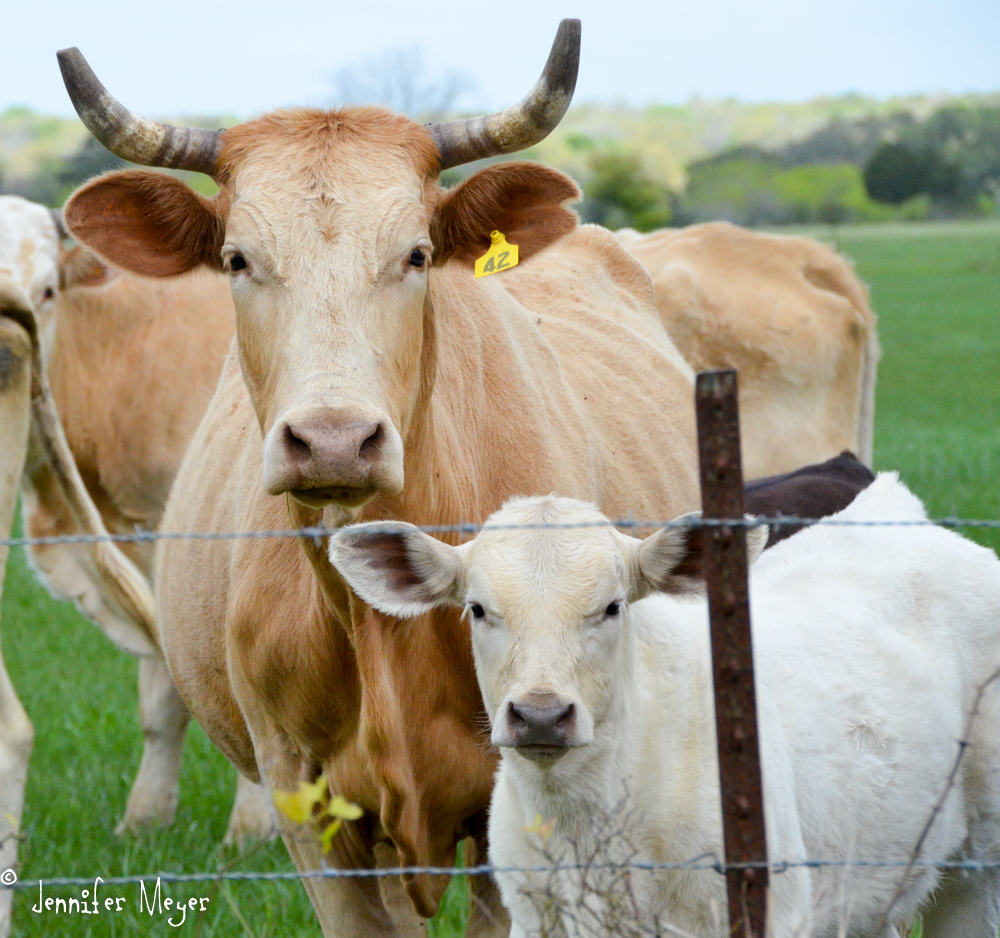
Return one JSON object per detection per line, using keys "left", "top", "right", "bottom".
{"left": 680, "top": 152, "right": 902, "bottom": 226}
{"left": 579, "top": 147, "right": 673, "bottom": 231}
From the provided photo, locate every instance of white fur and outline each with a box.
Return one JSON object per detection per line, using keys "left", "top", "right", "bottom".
{"left": 332, "top": 477, "right": 1000, "bottom": 936}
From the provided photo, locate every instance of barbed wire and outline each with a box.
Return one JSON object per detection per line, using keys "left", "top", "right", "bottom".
{"left": 5, "top": 515, "right": 1000, "bottom": 549}
{"left": 6, "top": 856, "right": 1000, "bottom": 891}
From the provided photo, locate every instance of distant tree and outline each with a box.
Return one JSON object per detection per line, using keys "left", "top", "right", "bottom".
{"left": 863, "top": 143, "right": 924, "bottom": 205}
{"left": 330, "top": 47, "right": 474, "bottom": 120}
{"left": 581, "top": 148, "right": 673, "bottom": 231}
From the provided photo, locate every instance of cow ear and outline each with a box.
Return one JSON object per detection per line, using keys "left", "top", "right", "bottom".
{"left": 633, "top": 513, "right": 768, "bottom": 598}
{"left": 64, "top": 170, "right": 225, "bottom": 278}
{"left": 58, "top": 245, "right": 113, "bottom": 290}
{"left": 329, "top": 522, "right": 463, "bottom": 618}
{"left": 633, "top": 513, "right": 705, "bottom": 598}
{"left": 432, "top": 162, "right": 580, "bottom": 267}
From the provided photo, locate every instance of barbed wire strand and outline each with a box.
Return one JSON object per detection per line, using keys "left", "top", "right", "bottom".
{"left": 7, "top": 857, "right": 1000, "bottom": 891}
{"left": 5, "top": 515, "right": 1000, "bottom": 549}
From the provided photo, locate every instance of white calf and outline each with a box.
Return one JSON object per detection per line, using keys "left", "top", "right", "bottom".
{"left": 331, "top": 474, "right": 1000, "bottom": 938}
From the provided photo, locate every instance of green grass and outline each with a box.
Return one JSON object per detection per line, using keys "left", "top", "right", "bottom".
{"left": 1, "top": 219, "right": 999, "bottom": 935}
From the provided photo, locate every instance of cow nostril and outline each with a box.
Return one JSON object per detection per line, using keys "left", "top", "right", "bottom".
{"left": 283, "top": 424, "right": 312, "bottom": 463}
{"left": 508, "top": 702, "right": 528, "bottom": 729}
{"left": 556, "top": 704, "right": 575, "bottom": 730}
{"left": 359, "top": 423, "right": 385, "bottom": 459}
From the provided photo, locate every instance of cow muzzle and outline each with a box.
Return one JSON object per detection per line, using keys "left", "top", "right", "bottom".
{"left": 262, "top": 406, "right": 405, "bottom": 507}
{"left": 497, "top": 692, "right": 582, "bottom": 763}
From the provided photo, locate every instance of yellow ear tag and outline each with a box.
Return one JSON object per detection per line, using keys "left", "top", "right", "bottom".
{"left": 475, "top": 230, "right": 519, "bottom": 278}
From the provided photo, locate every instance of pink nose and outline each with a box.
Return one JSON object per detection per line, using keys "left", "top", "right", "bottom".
{"left": 266, "top": 409, "right": 394, "bottom": 501}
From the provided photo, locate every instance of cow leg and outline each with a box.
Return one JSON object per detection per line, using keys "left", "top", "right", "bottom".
{"left": 223, "top": 772, "right": 277, "bottom": 848}
{"left": 921, "top": 868, "right": 1000, "bottom": 938}
{"left": 118, "top": 653, "right": 189, "bottom": 833}
{"left": 282, "top": 826, "right": 402, "bottom": 938}
{"left": 0, "top": 318, "right": 36, "bottom": 938}
{"left": 464, "top": 831, "right": 510, "bottom": 938}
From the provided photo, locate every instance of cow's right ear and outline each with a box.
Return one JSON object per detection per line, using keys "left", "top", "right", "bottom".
{"left": 64, "top": 170, "right": 226, "bottom": 278}
{"left": 329, "top": 522, "right": 464, "bottom": 618}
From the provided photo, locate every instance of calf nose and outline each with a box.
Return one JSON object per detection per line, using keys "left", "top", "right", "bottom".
{"left": 507, "top": 696, "right": 576, "bottom": 751}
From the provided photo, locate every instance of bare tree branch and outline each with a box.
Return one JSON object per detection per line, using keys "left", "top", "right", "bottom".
{"left": 329, "top": 47, "right": 476, "bottom": 121}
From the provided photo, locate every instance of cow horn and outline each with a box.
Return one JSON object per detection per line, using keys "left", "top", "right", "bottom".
{"left": 57, "top": 47, "right": 222, "bottom": 176}
{"left": 427, "top": 18, "right": 581, "bottom": 170}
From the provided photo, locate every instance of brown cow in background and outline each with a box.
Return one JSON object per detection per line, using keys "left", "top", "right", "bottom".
{"left": 618, "top": 222, "right": 879, "bottom": 478}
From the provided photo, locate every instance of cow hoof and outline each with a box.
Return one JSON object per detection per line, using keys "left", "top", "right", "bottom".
{"left": 223, "top": 778, "right": 278, "bottom": 849}
{"left": 115, "top": 801, "right": 177, "bottom": 836}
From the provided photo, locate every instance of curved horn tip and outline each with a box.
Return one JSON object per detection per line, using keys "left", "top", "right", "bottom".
{"left": 55, "top": 45, "right": 221, "bottom": 176}
{"left": 429, "top": 18, "right": 582, "bottom": 170}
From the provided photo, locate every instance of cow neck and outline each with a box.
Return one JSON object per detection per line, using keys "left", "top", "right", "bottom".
{"left": 300, "top": 281, "right": 493, "bottom": 913}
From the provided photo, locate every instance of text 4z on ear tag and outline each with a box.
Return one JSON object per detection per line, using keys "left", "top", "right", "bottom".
{"left": 475, "top": 231, "right": 519, "bottom": 278}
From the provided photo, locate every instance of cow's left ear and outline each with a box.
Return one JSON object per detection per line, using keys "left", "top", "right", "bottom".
{"left": 431, "top": 162, "right": 580, "bottom": 266}
{"left": 329, "top": 521, "right": 464, "bottom": 618}
{"left": 632, "top": 514, "right": 768, "bottom": 598}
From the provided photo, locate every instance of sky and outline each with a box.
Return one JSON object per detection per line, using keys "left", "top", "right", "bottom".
{"left": 2, "top": 0, "right": 998, "bottom": 118}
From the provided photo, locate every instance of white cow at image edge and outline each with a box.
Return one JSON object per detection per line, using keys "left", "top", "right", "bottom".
{"left": 330, "top": 474, "right": 1000, "bottom": 938}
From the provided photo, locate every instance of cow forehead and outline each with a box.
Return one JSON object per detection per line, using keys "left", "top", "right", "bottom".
{"left": 225, "top": 141, "right": 432, "bottom": 279}
{"left": 0, "top": 196, "right": 59, "bottom": 293}
{"left": 467, "top": 498, "right": 633, "bottom": 622}
{"left": 220, "top": 108, "right": 437, "bottom": 225}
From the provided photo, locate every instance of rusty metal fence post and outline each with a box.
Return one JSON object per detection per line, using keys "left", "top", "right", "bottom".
{"left": 695, "top": 369, "right": 769, "bottom": 938}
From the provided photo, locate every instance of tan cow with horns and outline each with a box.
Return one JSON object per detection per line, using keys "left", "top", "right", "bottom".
{"left": 57, "top": 21, "right": 703, "bottom": 934}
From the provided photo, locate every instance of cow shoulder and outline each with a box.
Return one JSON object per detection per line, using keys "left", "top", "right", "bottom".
{"left": 64, "top": 170, "right": 227, "bottom": 277}
{"left": 431, "top": 162, "right": 579, "bottom": 266}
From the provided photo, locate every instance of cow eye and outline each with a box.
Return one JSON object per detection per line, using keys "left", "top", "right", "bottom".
{"left": 469, "top": 603, "right": 486, "bottom": 620}
{"left": 43, "top": 287, "right": 55, "bottom": 300}
{"left": 605, "top": 601, "right": 621, "bottom": 617}
{"left": 229, "top": 254, "right": 248, "bottom": 272}
{"left": 409, "top": 248, "right": 426, "bottom": 268}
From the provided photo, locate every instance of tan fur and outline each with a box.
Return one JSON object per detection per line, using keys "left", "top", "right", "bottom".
{"left": 18, "top": 254, "right": 272, "bottom": 841}
{"left": 67, "top": 111, "right": 700, "bottom": 932}
{"left": 618, "top": 222, "right": 879, "bottom": 476}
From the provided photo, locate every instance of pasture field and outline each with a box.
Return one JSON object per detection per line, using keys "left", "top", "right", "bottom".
{"left": 1, "top": 219, "right": 998, "bottom": 936}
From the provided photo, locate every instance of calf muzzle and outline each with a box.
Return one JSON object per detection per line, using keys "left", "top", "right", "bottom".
{"left": 505, "top": 695, "right": 577, "bottom": 762}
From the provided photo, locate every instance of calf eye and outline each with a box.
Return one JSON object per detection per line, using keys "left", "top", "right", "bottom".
{"left": 605, "top": 601, "right": 621, "bottom": 617}
{"left": 409, "top": 249, "right": 426, "bottom": 268}
{"left": 43, "top": 287, "right": 55, "bottom": 300}
{"left": 229, "top": 254, "right": 247, "bottom": 272}
{"left": 470, "top": 603, "right": 486, "bottom": 620}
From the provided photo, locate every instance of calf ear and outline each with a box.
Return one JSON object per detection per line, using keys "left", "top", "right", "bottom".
{"left": 329, "top": 522, "right": 463, "bottom": 618}
{"left": 634, "top": 513, "right": 769, "bottom": 597}
{"left": 432, "top": 162, "right": 580, "bottom": 266}
{"left": 64, "top": 170, "right": 225, "bottom": 278}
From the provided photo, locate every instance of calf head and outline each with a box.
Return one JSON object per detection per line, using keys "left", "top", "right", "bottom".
{"left": 331, "top": 497, "right": 768, "bottom": 765}
{"left": 58, "top": 22, "right": 581, "bottom": 515}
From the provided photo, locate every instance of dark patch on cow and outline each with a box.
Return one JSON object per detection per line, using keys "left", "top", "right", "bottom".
{"left": 744, "top": 451, "right": 876, "bottom": 548}
{"left": 0, "top": 342, "right": 25, "bottom": 393}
